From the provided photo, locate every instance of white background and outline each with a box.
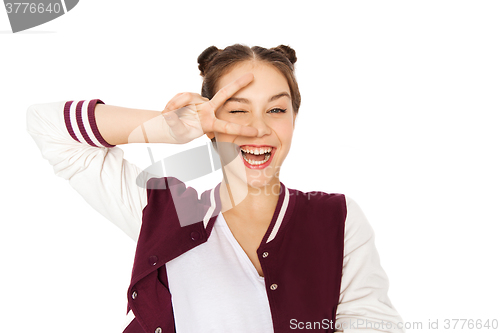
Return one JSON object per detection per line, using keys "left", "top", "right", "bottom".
{"left": 1, "top": 0, "right": 499, "bottom": 332}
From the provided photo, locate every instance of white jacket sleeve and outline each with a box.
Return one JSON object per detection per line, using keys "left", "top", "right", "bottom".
{"left": 26, "top": 99, "right": 148, "bottom": 241}
{"left": 336, "top": 196, "right": 405, "bottom": 333}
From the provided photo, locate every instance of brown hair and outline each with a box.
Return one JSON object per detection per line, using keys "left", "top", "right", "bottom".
{"left": 197, "top": 44, "right": 301, "bottom": 146}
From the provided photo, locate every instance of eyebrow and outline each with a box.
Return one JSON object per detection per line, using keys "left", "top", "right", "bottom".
{"left": 224, "top": 92, "right": 291, "bottom": 105}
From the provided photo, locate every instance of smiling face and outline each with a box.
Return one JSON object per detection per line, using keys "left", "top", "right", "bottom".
{"left": 213, "top": 60, "right": 296, "bottom": 189}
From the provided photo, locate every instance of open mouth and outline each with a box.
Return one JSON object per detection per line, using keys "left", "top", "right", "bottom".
{"left": 240, "top": 146, "right": 274, "bottom": 167}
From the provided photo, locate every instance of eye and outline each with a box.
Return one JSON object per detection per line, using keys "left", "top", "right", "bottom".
{"left": 268, "top": 108, "right": 287, "bottom": 114}
{"left": 229, "top": 110, "right": 248, "bottom": 114}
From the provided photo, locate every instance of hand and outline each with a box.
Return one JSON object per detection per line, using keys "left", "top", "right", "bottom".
{"left": 161, "top": 73, "right": 258, "bottom": 144}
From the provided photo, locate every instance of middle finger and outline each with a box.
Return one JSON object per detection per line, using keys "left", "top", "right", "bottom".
{"left": 206, "top": 73, "right": 254, "bottom": 112}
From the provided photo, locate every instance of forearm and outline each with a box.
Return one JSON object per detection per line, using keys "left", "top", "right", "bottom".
{"left": 95, "top": 104, "right": 164, "bottom": 145}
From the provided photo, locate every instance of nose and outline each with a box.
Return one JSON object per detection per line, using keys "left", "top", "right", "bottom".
{"left": 249, "top": 115, "right": 272, "bottom": 138}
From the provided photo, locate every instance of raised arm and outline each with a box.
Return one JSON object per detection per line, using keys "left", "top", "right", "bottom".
{"left": 94, "top": 72, "right": 259, "bottom": 146}
{"left": 26, "top": 73, "right": 259, "bottom": 241}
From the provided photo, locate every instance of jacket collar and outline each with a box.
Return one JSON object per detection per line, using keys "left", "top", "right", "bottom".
{"left": 204, "top": 181, "right": 296, "bottom": 247}
{"left": 131, "top": 178, "right": 295, "bottom": 286}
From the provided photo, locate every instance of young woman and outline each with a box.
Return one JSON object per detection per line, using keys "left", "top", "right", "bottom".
{"left": 27, "top": 44, "right": 404, "bottom": 333}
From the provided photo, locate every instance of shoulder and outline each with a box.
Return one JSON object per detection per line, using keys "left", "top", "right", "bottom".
{"left": 286, "top": 186, "right": 347, "bottom": 223}
{"left": 143, "top": 176, "right": 214, "bottom": 227}
{"left": 342, "top": 195, "right": 375, "bottom": 242}
{"left": 145, "top": 176, "right": 202, "bottom": 203}
{"left": 288, "top": 187, "right": 346, "bottom": 205}
{"left": 288, "top": 186, "right": 346, "bottom": 208}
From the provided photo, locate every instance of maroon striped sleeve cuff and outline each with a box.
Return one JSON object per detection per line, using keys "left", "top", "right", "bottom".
{"left": 63, "top": 99, "right": 115, "bottom": 148}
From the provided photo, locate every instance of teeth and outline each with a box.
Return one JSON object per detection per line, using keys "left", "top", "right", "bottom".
{"left": 240, "top": 147, "right": 272, "bottom": 155}
{"left": 243, "top": 153, "right": 271, "bottom": 165}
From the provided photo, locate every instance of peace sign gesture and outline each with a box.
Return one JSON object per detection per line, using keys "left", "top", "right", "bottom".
{"left": 162, "top": 73, "right": 258, "bottom": 144}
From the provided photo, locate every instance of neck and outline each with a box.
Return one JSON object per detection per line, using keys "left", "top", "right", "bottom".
{"left": 219, "top": 175, "right": 281, "bottom": 222}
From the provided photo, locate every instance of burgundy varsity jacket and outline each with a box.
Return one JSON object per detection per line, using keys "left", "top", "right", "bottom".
{"left": 123, "top": 176, "right": 347, "bottom": 333}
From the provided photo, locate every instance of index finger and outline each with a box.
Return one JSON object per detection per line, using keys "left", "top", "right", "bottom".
{"left": 207, "top": 73, "right": 254, "bottom": 111}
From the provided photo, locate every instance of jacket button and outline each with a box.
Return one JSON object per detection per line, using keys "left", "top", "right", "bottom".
{"left": 270, "top": 283, "right": 278, "bottom": 290}
{"left": 155, "top": 327, "right": 162, "bottom": 333}
{"left": 149, "top": 255, "right": 158, "bottom": 266}
{"left": 190, "top": 231, "right": 200, "bottom": 241}
{"left": 262, "top": 252, "right": 269, "bottom": 258}
{"left": 131, "top": 291, "right": 138, "bottom": 299}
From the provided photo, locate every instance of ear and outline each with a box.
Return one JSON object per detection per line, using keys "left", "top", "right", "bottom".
{"left": 292, "top": 112, "right": 297, "bottom": 129}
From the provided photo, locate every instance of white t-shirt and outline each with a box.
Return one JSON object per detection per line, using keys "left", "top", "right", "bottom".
{"left": 167, "top": 213, "right": 274, "bottom": 332}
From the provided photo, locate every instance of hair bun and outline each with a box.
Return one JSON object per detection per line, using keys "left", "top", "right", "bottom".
{"left": 197, "top": 46, "right": 221, "bottom": 76}
{"left": 272, "top": 45, "right": 297, "bottom": 65}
